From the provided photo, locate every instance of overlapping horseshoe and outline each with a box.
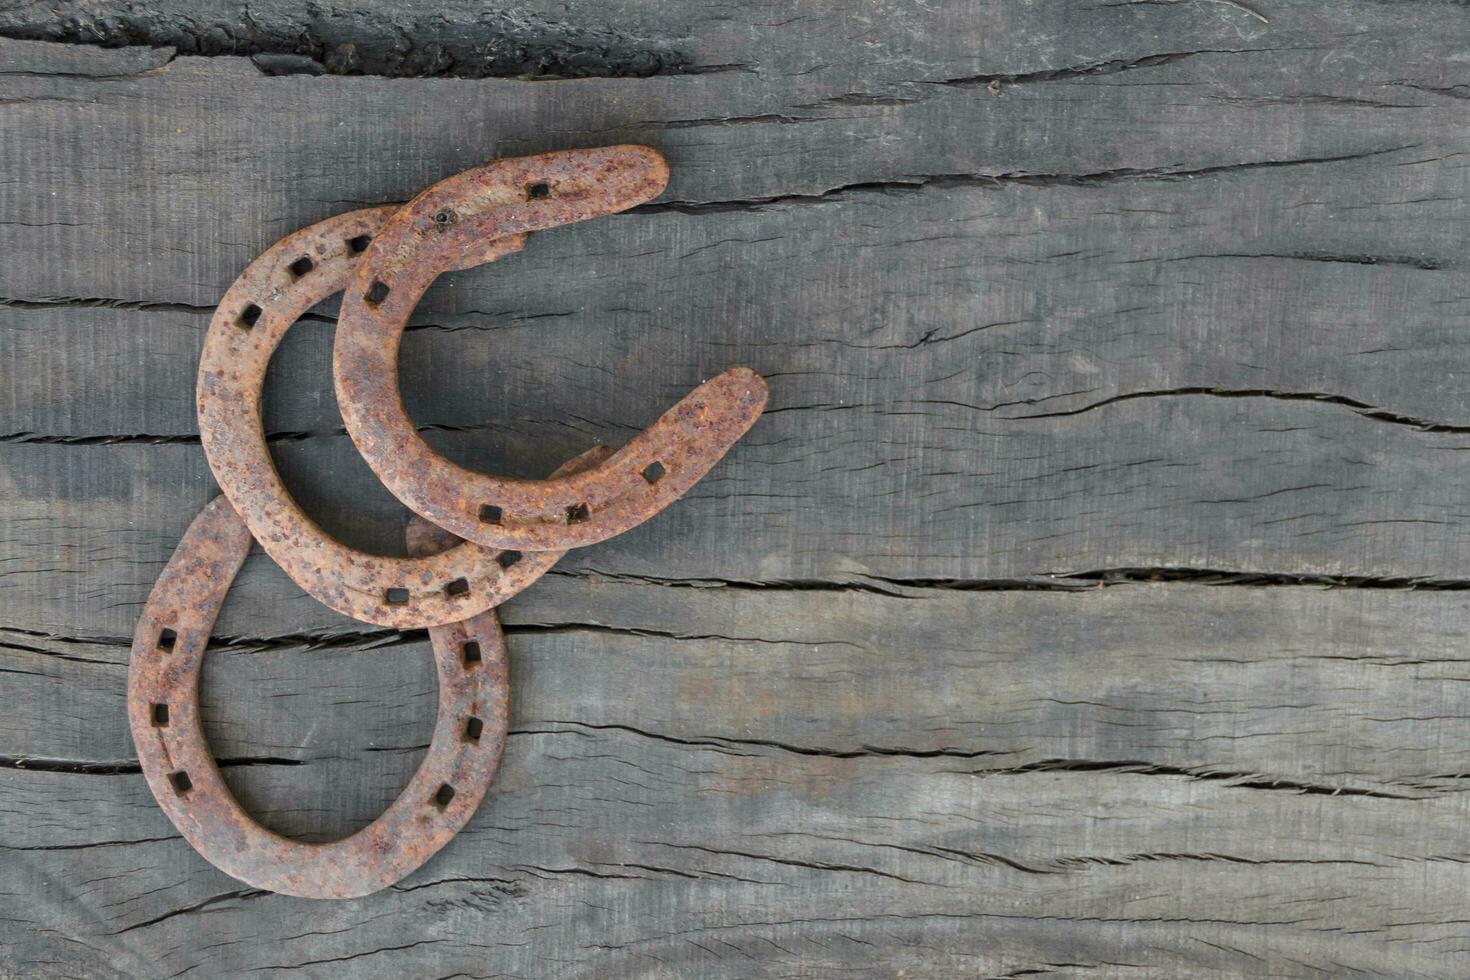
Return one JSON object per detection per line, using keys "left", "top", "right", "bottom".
{"left": 199, "top": 208, "right": 609, "bottom": 628}
{"left": 333, "top": 145, "right": 769, "bottom": 552}
{"left": 129, "top": 497, "right": 523, "bottom": 898}
{"left": 143, "top": 147, "right": 770, "bottom": 897}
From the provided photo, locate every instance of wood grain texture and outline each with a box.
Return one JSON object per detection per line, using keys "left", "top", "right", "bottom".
{"left": 4, "top": 1, "right": 1470, "bottom": 976}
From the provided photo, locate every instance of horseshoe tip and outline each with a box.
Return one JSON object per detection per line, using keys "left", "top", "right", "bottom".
{"left": 720, "top": 366, "right": 770, "bottom": 411}
{"left": 600, "top": 144, "right": 670, "bottom": 202}
{"left": 621, "top": 142, "right": 669, "bottom": 174}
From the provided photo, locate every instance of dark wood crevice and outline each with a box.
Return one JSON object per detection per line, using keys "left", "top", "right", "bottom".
{"left": 0, "top": 4, "right": 694, "bottom": 79}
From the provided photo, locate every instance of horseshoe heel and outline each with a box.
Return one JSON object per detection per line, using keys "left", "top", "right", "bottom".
{"left": 129, "top": 496, "right": 522, "bottom": 898}
{"left": 198, "top": 207, "right": 610, "bottom": 628}
{"left": 333, "top": 145, "right": 769, "bottom": 552}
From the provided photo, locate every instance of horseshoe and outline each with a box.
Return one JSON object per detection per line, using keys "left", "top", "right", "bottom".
{"left": 199, "top": 207, "right": 609, "bottom": 628}
{"left": 129, "top": 496, "right": 528, "bottom": 898}
{"left": 333, "top": 145, "right": 769, "bottom": 552}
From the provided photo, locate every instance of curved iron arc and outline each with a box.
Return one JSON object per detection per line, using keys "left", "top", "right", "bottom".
{"left": 332, "top": 145, "right": 768, "bottom": 553}
{"left": 128, "top": 498, "right": 536, "bottom": 898}
{"left": 199, "top": 208, "right": 605, "bottom": 627}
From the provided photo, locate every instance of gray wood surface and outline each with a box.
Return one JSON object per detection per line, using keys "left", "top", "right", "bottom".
{"left": 4, "top": 2, "right": 1470, "bottom": 976}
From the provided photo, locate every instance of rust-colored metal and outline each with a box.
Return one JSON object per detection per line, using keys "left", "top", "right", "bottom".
{"left": 333, "top": 145, "right": 769, "bottom": 552}
{"left": 160, "top": 148, "right": 767, "bottom": 897}
{"left": 128, "top": 496, "right": 521, "bottom": 898}
{"left": 198, "top": 207, "right": 598, "bottom": 628}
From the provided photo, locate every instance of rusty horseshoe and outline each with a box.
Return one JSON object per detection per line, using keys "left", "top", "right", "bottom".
{"left": 129, "top": 497, "right": 527, "bottom": 898}
{"left": 198, "top": 207, "right": 617, "bottom": 628}
{"left": 333, "top": 145, "right": 769, "bottom": 552}
{"left": 148, "top": 148, "right": 769, "bottom": 896}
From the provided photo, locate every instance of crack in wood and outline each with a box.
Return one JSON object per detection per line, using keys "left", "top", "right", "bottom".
{"left": 0, "top": 5, "right": 693, "bottom": 79}
{"left": 639, "top": 144, "right": 1421, "bottom": 214}
{"left": 0, "top": 755, "right": 301, "bottom": 774}
{"left": 923, "top": 47, "right": 1258, "bottom": 90}
{"left": 957, "top": 758, "right": 1424, "bottom": 800}
{"left": 1005, "top": 385, "right": 1470, "bottom": 433}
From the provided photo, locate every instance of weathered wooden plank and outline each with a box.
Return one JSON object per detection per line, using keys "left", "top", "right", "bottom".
{"left": 11, "top": 159, "right": 1470, "bottom": 435}
{"left": 13, "top": 388, "right": 1470, "bottom": 641}
{"left": 10, "top": 580, "right": 1470, "bottom": 796}
{"left": 5, "top": 731, "right": 1469, "bottom": 977}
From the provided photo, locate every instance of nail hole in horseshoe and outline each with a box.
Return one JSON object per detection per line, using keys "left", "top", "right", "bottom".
{"left": 384, "top": 587, "right": 410, "bottom": 605}
{"left": 347, "top": 234, "right": 372, "bottom": 254}
{"left": 641, "top": 461, "right": 667, "bottom": 485}
{"left": 168, "top": 770, "right": 193, "bottom": 796}
{"left": 157, "top": 628, "right": 177, "bottom": 652}
{"left": 444, "top": 577, "right": 470, "bottom": 598}
{"left": 478, "top": 503, "right": 503, "bottom": 525}
{"left": 462, "top": 641, "right": 481, "bottom": 667}
{"left": 365, "top": 280, "right": 391, "bottom": 306}
{"left": 237, "top": 304, "right": 262, "bottom": 329}
{"left": 565, "top": 502, "right": 590, "bottom": 524}
{"left": 431, "top": 208, "right": 457, "bottom": 230}
{"left": 527, "top": 182, "right": 550, "bottom": 199}
{"left": 434, "top": 783, "right": 456, "bottom": 808}
{"left": 288, "top": 255, "right": 315, "bottom": 278}
{"left": 496, "top": 550, "right": 523, "bottom": 570}
{"left": 151, "top": 703, "right": 170, "bottom": 727}
{"left": 464, "top": 717, "right": 483, "bottom": 743}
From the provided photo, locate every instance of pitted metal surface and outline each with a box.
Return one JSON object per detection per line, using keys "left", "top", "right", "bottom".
{"left": 333, "top": 146, "right": 768, "bottom": 552}
{"left": 199, "top": 208, "right": 574, "bottom": 628}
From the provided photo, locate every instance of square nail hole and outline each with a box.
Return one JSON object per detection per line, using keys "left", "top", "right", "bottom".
{"left": 444, "top": 577, "right": 470, "bottom": 598}
{"left": 478, "top": 503, "right": 503, "bottom": 525}
{"left": 496, "top": 550, "right": 523, "bottom": 570}
{"left": 168, "top": 770, "right": 193, "bottom": 795}
{"left": 385, "top": 587, "right": 410, "bottom": 605}
{"left": 462, "top": 641, "right": 482, "bottom": 667}
{"left": 365, "top": 280, "right": 390, "bottom": 305}
{"left": 151, "top": 703, "right": 169, "bottom": 727}
{"left": 527, "top": 182, "right": 550, "bottom": 199}
{"left": 288, "top": 255, "right": 315, "bottom": 278}
{"left": 641, "top": 460, "right": 666, "bottom": 485}
{"left": 347, "top": 234, "right": 372, "bottom": 254}
{"left": 464, "top": 717, "right": 483, "bottom": 742}
{"left": 237, "top": 303, "right": 262, "bottom": 329}
{"left": 157, "top": 628, "right": 177, "bottom": 652}
{"left": 565, "top": 502, "right": 590, "bottom": 524}
{"left": 434, "top": 783, "right": 456, "bottom": 808}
